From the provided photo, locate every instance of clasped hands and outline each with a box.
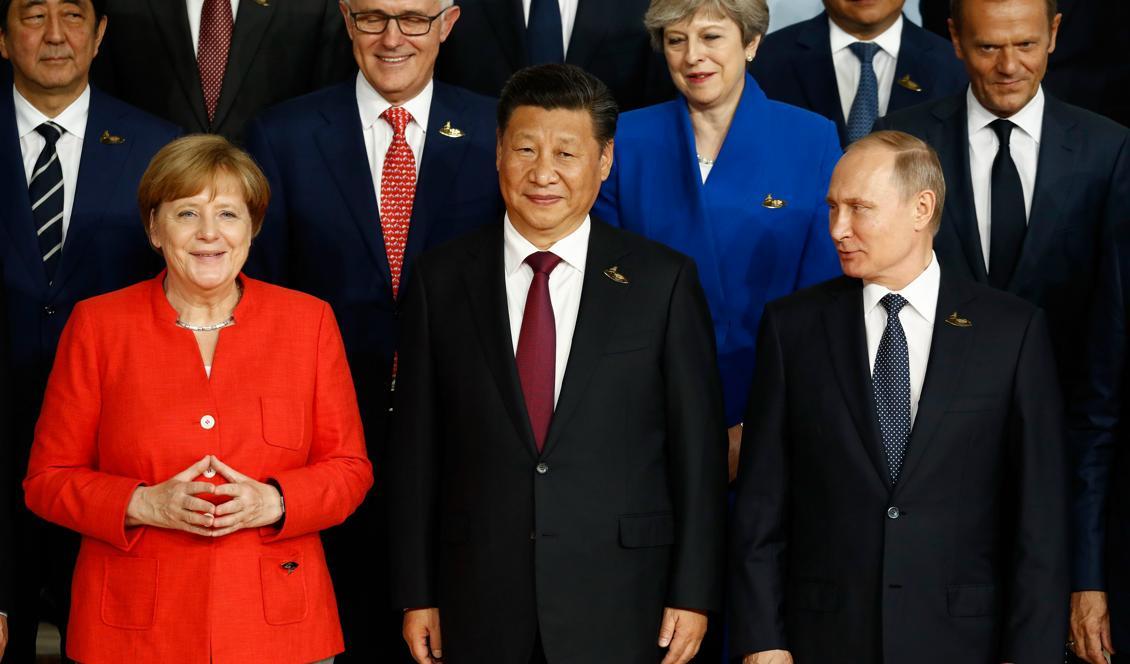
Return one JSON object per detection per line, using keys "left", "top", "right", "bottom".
{"left": 125, "top": 455, "right": 283, "bottom": 537}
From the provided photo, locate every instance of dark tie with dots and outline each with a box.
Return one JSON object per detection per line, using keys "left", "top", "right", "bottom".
{"left": 527, "top": 0, "right": 564, "bottom": 65}
{"left": 873, "top": 293, "right": 911, "bottom": 484}
{"left": 29, "top": 121, "right": 65, "bottom": 283}
{"left": 846, "top": 42, "right": 881, "bottom": 144}
{"left": 988, "top": 119, "right": 1027, "bottom": 288}
{"left": 198, "top": 0, "right": 233, "bottom": 124}
{"left": 516, "top": 251, "right": 562, "bottom": 451}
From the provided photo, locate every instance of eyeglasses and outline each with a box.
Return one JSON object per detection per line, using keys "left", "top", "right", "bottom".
{"left": 349, "top": 7, "right": 452, "bottom": 36}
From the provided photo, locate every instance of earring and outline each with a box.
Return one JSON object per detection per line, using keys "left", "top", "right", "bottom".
{"left": 745, "top": 54, "right": 754, "bottom": 62}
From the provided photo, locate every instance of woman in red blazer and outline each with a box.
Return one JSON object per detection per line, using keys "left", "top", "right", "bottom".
{"left": 24, "top": 135, "right": 373, "bottom": 664}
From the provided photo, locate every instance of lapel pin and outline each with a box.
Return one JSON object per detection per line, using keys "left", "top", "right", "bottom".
{"left": 897, "top": 74, "right": 923, "bottom": 92}
{"left": 438, "top": 121, "right": 465, "bottom": 138}
{"left": 761, "top": 193, "right": 786, "bottom": 209}
{"left": 253, "top": 0, "right": 270, "bottom": 6}
{"left": 603, "top": 266, "right": 629, "bottom": 284}
{"left": 99, "top": 130, "right": 125, "bottom": 145}
{"left": 944, "top": 312, "right": 972, "bottom": 328}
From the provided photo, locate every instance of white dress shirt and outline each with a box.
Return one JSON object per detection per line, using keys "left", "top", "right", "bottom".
{"left": 504, "top": 215, "right": 589, "bottom": 405}
{"left": 863, "top": 253, "right": 940, "bottom": 426}
{"left": 830, "top": 14, "right": 902, "bottom": 122}
{"left": 521, "top": 0, "right": 578, "bottom": 57}
{"left": 967, "top": 86, "right": 1044, "bottom": 269}
{"left": 187, "top": 0, "right": 240, "bottom": 56}
{"left": 15, "top": 85, "right": 90, "bottom": 244}
{"left": 356, "top": 72, "right": 432, "bottom": 216}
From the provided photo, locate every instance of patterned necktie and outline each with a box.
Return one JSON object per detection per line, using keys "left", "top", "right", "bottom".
{"left": 380, "top": 106, "right": 416, "bottom": 298}
{"left": 198, "top": 0, "right": 233, "bottom": 124}
{"left": 873, "top": 293, "right": 911, "bottom": 484}
{"left": 527, "top": 0, "right": 565, "bottom": 64}
{"left": 29, "top": 121, "right": 65, "bottom": 283}
{"left": 846, "top": 42, "right": 881, "bottom": 144}
{"left": 988, "top": 119, "right": 1027, "bottom": 288}
{"left": 516, "top": 251, "right": 562, "bottom": 452}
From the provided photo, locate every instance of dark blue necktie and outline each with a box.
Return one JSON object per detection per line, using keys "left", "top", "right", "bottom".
{"left": 29, "top": 121, "right": 65, "bottom": 283}
{"left": 988, "top": 119, "right": 1027, "bottom": 288}
{"left": 873, "top": 293, "right": 911, "bottom": 484}
{"left": 527, "top": 0, "right": 564, "bottom": 64}
{"left": 846, "top": 42, "right": 881, "bottom": 144}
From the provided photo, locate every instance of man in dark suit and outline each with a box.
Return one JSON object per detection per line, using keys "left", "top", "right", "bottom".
{"left": 0, "top": 0, "right": 179, "bottom": 660}
{"left": 434, "top": 0, "right": 674, "bottom": 111}
{"left": 752, "top": 0, "right": 966, "bottom": 147}
{"left": 0, "top": 274, "right": 10, "bottom": 660}
{"left": 389, "top": 63, "right": 727, "bottom": 664}
{"left": 730, "top": 130, "right": 1068, "bottom": 664}
{"left": 91, "top": 0, "right": 354, "bottom": 142}
{"left": 243, "top": 0, "right": 501, "bottom": 659}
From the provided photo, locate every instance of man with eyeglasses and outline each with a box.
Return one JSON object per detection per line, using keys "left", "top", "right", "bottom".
{"left": 243, "top": 1, "right": 503, "bottom": 660}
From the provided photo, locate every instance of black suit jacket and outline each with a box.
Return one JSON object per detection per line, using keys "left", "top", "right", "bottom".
{"left": 91, "top": 0, "right": 354, "bottom": 142}
{"left": 434, "top": 0, "right": 674, "bottom": 110}
{"left": 390, "top": 220, "right": 728, "bottom": 663}
{"left": 730, "top": 271, "right": 1069, "bottom": 663}
{"left": 0, "top": 275, "right": 10, "bottom": 615}
{"left": 751, "top": 12, "right": 967, "bottom": 146}
{"left": 876, "top": 93, "right": 1130, "bottom": 380}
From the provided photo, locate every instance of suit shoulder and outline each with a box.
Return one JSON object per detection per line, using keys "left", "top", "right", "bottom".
{"left": 753, "top": 19, "right": 809, "bottom": 60}
{"left": 766, "top": 276, "right": 852, "bottom": 318}
{"left": 244, "top": 277, "right": 332, "bottom": 315}
{"left": 963, "top": 280, "right": 1040, "bottom": 320}
{"left": 760, "top": 96, "right": 840, "bottom": 136}
{"left": 251, "top": 81, "right": 352, "bottom": 130}
{"left": 75, "top": 279, "right": 154, "bottom": 320}
{"left": 1049, "top": 96, "right": 1130, "bottom": 138}
{"left": 90, "top": 87, "right": 180, "bottom": 140}
{"left": 879, "top": 93, "right": 962, "bottom": 131}
{"left": 434, "top": 81, "right": 497, "bottom": 116}
{"left": 616, "top": 99, "right": 684, "bottom": 136}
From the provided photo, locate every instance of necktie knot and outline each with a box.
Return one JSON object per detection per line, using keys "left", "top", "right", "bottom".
{"left": 849, "top": 41, "right": 881, "bottom": 64}
{"left": 880, "top": 293, "right": 908, "bottom": 317}
{"left": 382, "top": 106, "right": 413, "bottom": 137}
{"left": 989, "top": 118, "right": 1016, "bottom": 148}
{"left": 525, "top": 251, "right": 562, "bottom": 276}
{"left": 35, "top": 121, "right": 64, "bottom": 146}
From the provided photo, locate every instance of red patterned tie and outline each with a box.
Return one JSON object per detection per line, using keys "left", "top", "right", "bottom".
{"left": 516, "top": 251, "right": 562, "bottom": 451}
{"left": 380, "top": 106, "right": 416, "bottom": 298}
{"left": 197, "top": 0, "right": 233, "bottom": 123}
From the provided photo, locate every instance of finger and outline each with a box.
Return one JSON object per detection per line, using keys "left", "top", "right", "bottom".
{"left": 1101, "top": 624, "right": 1115, "bottom": 654}
{"left": 1083, "top": 633, "right": 1106, "bottom": 664}
{"left": 657, "top": 609, "right": 676, "bottom": 647}
{"left": 210, "top": 511, "right": 247, "bottom": 529}
{"left": 661, "top": 627, "right": 696, "bottom": 664}
{"left": 183, "top": 496, "right": 217, "bottom": 514}
{"left": 407, "top": 631, "right": 431, "bottom": 664}
{"left": 429, "top": 621, "right": 443, "bottom": 660}
{"left": 182, "top": 510, "right": 215, "bottom": 527}
{"left": 208, "top": 524, "right": 243, "bottom": 537}
{"left": 179, "top": 521, "right": 218, "bottom": 537}
{"left": 213, "top": 497, "right": 244, "bottom": 516}
{"left": 181, "top": 481, "right": 216, "bottom": 496}
{"left": 209, "top": 456, "right": 248, "bottom": 483}
{"left": 172, "top": 456, "right": 214, "bottom": 482}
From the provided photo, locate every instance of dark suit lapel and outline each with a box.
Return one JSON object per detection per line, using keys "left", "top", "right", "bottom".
{"left": 932, "top": 97, "right": 987, "bottom": 282}
{"left": 823, "top": 278, "right": 889, "bottom": 490}
{"left": 889, "top": 18, "right": 933, "bottom": 113}
{"left": 563, "top": 0, "right": 606, "bottom": 68}
{"left": 0, "top": 92, "right": 45, "bottom": 285}
{"left": 541, "top": 221, "right": 630, "bottom": 458}
{"left": 147, "top": 0, "right": 209, "bottom": 132}
{"left": 894, "top": 272, "right": 977, "bottom": 491}
{"left": 211, "top": 0, "right": 276, "bottom": 131}
{"left": 793, "top": 14, "right": 847, "bottom": 142}
{"left": 313, "top": 85, "right": 392, "bottom": 290}
{"left": 482, "top": 0, "right": 528, "bottom": 72}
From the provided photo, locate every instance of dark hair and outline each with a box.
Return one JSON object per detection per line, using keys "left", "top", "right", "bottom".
{"left": 950, "top": 0, "right": 1057, "bottom": 31}
{"left": 1, "top": 0, "right": 107, "bottom": 31}
{"left": 497, "top": 64, "right": 619, "bottom": 146}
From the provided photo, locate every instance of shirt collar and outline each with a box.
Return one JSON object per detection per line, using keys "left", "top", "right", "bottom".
{"left": 355, "top": 71, "right": 433, "bottom": 134}
{"left": 829, "top": 13, "right": 903, "bottom": 59}
{"left": 862, "top": 252, "right": 940, "bottom": 324}
{"left": 503, "top": 214, "right": 591, "bottom": 278}
{"left": 966, "top": 84, "right": 1045, "bottom": 145}
{"left": 13, "top": 84, "right": 91, "bottom": 140}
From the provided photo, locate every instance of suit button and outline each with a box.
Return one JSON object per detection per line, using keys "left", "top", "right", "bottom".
{"left": 200, "top": 415, "right": 216, "bottom": 430}
{"left": 887, "top": 506, "right": 900, "bottom": 519}
{"left": 535, "top": 462, "right": 549, "bottom": 475}
{"left": 43, "top": 305, "right": 56, "bottom": 316}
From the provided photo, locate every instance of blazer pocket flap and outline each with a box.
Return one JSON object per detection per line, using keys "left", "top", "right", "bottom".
{"left": 101, "top": 556, "right": 159, "bottom": 629}
{"left": 947, "top": 584, "right": 998, "bottom": 617}
{"left": 788, "top": 578, "right": 839, "bottom": 613}
{"left": 261, "top": 397, "right": 305, "bottom": 450}
{"left": 618, "top": 512, "right": 674, "bottom": 548}
{"left": 260, "top": 554, "right": 309, "bottom": 625}
{"left": 603, "top": 332, "right": 650, "bottom": 355}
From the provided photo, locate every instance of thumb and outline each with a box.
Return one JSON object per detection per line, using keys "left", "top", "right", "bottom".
{"left": 658, "top": 608, "right": 676, "bottom": 647}
{"left": 429, "top": 620, "right": 443, "bottom": 660}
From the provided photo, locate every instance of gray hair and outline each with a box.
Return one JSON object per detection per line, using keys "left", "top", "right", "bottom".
{"left": 340, "top": 0, "right": 454, "bottom": 8}
{"left": 643, "top": 0, "right": 769, "bottom": 50}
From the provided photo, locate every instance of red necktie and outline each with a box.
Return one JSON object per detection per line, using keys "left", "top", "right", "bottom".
{"left": 380, "top": 106, "right": 416, "bottom": 298}
{"left": 516, "top": 251, "right": 562, "bottom": 451}
{"left": 197, "top": 0, "right": 233, "bottom": 123}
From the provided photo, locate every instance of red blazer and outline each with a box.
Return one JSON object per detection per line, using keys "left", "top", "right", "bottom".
{"left": 24, "top": 274, "right": 373, "bottom": 664}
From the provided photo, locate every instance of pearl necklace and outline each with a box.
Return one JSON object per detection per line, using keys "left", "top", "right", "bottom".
{"left": 175, "top": 316, "right": 235, "bottom": 332}
{"left": 696, "top": 153, "right": 716, "bottom": 166}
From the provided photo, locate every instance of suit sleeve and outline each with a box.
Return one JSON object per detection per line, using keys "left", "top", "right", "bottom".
{"left": 387, "top": 262, "right": 440, "bottom": 609}
{"left": 244, "top": 118, "right": 291, "bottom": 285}
{"left": 662, "top": 258, "right": 728, "bottom": 612}
{"left": 1001, "top": 309, "right": 1071, "bottom": 662}
{"left": 795, "top": 122, "right": 843, "bottom": 289}
{"left": 729, "top": 304, "right": 790, "bottom": 655}
{"left": 262, "top": 303, "right": 373, "bottom": 542}
{"left": 23, "top": 304, "right": 146, "bottom": 552}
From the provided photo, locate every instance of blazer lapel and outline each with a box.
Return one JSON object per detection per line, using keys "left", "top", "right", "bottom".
{"left": 482, "top": 0, "right": 528, "bottom": 72}
{"left": 211, "top": 0, "right": 276, "bottom": 131}
{"left": 541, "top": 221, "right": 631, "bottom": 458}
{"left": 932, "top": 97, "right": 987, "bottom": 282}
{"left": 0, "top": 92, "right": 46, "bottom": 285}
{"left": 147, "top": 0, "right": 209, "bottom": 132}
{"left": 889, "top": 18, "right": 932, "bottom": 113}
{"left": 793, "top": 14, "right": 847, "bottom": 142}
{"left": 563, "top": 0, "right": 606, "bottom": 68}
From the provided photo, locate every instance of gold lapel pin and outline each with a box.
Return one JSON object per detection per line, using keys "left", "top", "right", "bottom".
{"left": 603, "top": 266, "right": 629, "bottom": 284}
{"left": 897, "top": 74, "right": 923, "bottom": 92}
{"left": 438, "top": 121, "right": 465, "bottom": 138}
{"left": 253, "top": 0, "right": 270, "bottom": 6}
{"left": 99, "top": 130, "right": 125, "bottom": 145}
{"left": 761, "top": 193, "right": 786, "bottom": 209}
{"left": 944, "top": 312, "right": 972, "bottom": 328}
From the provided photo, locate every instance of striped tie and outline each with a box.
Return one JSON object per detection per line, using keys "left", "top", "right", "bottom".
{"left": 29, "top": 121, "right": 65, "bottom": 282}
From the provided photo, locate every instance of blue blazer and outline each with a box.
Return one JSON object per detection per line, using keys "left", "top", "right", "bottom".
{"left": 594, "top": 75, "right": 842, "bottom": 425}
{"left": 751, "top": 12, "right": 967, "bottom": 146}
{"left": 244, "top": 80, "right": 503, "bottom": 440}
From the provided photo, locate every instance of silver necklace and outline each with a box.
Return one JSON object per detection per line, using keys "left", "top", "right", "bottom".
{"left": 175, "top": 316, "right": 235, "bottom": 332}
{"left": 696, "top": 153, "right": 716, "bottom": 166}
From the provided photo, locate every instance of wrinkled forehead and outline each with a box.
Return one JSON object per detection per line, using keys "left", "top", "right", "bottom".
{"left": 345, "top": 0, "right": 445, "bottom": 13}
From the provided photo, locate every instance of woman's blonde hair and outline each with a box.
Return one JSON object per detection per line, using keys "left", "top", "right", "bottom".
{"left": 644, "top": 0, "right": 769, "bottom": 50}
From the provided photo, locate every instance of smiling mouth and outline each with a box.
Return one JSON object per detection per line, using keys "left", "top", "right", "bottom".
{"left": 686, "top": 72, "right": 714, "bottom": 83}
{"left": 191, "top": 251, "right": 227, "bottom": 259}
{"left": 379, "top": 55, "right": 411, "bottom": 64}
{"left": 525, "top": 194, "right": 562, "bottom": 206}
